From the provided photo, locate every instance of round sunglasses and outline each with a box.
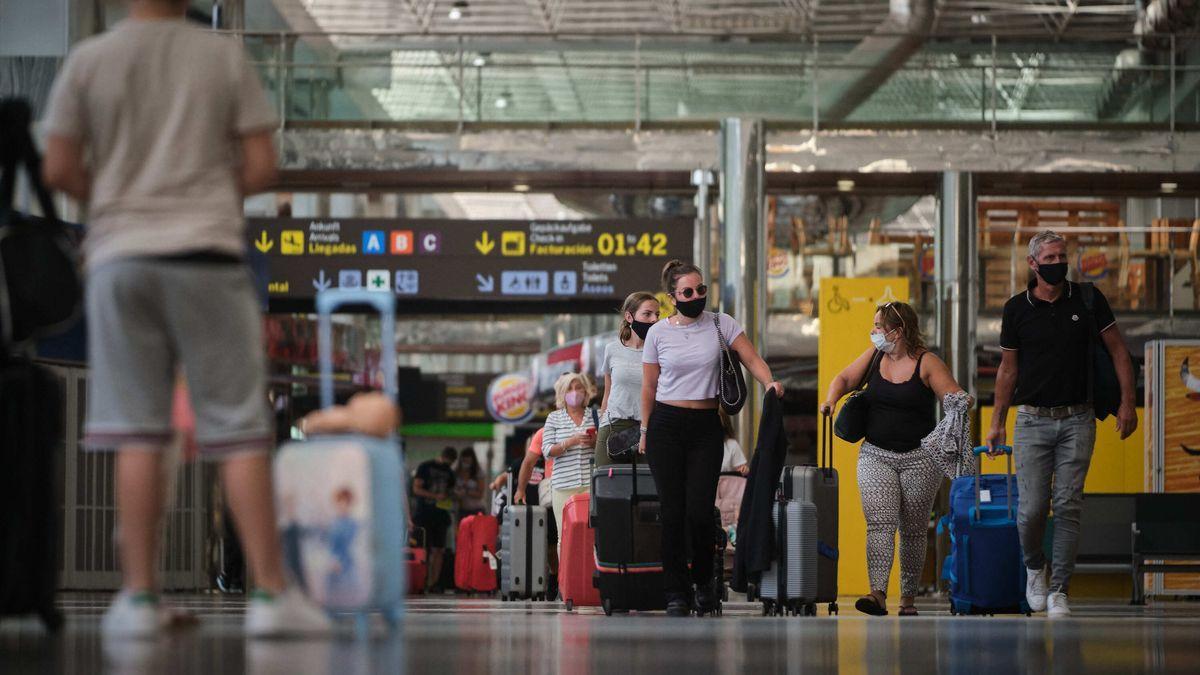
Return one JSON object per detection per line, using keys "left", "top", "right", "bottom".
{"left": 674, "top": 284, "right": 708, "bottom": 300}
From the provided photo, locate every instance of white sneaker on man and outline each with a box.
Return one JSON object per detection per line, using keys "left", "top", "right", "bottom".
{"left": 101, "top": 591, "right": 169, "bottom": 639}
{"left": 1047, "top": 591, "right": 1071, "bottom": 618}
{"left": 1025, "top": 567, "right": 1048, "bottom": 612}
{"left": 245, "top": 587, "right": 333, "bottom": 638}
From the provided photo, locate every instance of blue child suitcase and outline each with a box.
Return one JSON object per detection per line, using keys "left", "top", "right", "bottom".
{"left": 940, "top": 445, "right": 1031, "bottom": 616}
{"left": 274, "top": 290, "right": 407, "bottom": 632}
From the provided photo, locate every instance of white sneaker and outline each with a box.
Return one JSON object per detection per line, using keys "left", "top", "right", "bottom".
{"left": 1026, "top": 567, "right": 1048, "bottom": 612}
{"left": 245, "top": 588, "right": 333, "bottom": 639}
{"left": 101, "top": 591, "right": 167, "bottom": 639}
{"left": 1047, "top": 591, "right": 1071, "bottom": 618}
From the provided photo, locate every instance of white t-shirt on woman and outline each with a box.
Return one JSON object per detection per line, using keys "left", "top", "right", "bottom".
{"left": 642, "top": 311, "right": 744, "bottom": 402}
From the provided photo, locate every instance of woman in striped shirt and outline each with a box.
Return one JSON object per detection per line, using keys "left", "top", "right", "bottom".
{"left": 541, "top": 372, "right": 598, "bottom": 544}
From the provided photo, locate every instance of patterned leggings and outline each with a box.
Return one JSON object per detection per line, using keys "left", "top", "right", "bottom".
{"left": 857, "top": 441, "right": 944, "bottom": 598}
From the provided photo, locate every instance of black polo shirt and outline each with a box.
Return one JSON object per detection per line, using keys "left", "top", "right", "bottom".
{"left": 999, "top": 280, "right": 1116, "bottom": 408}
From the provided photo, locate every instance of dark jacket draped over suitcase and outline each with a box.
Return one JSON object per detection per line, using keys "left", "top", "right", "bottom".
{"left": 732, "top": 390, "right": 788, "bottom": 592}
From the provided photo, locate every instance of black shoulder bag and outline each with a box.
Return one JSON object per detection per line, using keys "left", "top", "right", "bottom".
{"left": 0, "top": 99, "right": 82, "bottom": 351}
{"left": 714, "top": 314, "right": 747, "bottom": 416}
{"left": 833, "top": 350, "right": 883, "bottom": 442}
{"left": 1080, "top": 282, "right": 1121, "bottom": 421}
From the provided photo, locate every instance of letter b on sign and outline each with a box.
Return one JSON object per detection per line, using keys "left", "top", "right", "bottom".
{"left": 390, "top": 230, "right": 414, "bottom": 255}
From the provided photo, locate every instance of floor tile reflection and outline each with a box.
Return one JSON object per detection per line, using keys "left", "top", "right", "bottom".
{"left": 1, "top": 595, "right": 1198, "bottom": 674}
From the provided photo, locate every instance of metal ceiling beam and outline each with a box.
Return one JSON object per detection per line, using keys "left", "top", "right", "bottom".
{"left": 798, "top": 0, "right": 937, "bottom": 123}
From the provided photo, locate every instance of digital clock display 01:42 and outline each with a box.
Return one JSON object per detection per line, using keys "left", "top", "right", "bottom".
{"left": 596, "top": 232, "right": 668, "bottom": 256}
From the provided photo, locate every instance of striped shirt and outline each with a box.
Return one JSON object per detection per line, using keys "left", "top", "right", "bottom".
{"left": 541, "top": 407, "right": 596, "bottom": 490}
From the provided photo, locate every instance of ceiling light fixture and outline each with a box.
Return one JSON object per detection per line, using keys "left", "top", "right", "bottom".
{"left": 494, "top": 90, "right": 511, "bottom": 110}
{"left": 970, "top": 13, "right": 988, "bottom": 25}
{"left": 1161, "top": 182, "right": 1178, "bottom": 193}
{"left": 837, "top": 179, "right": 855, "bottom": 192}
{"left": 448, "top": 1, "right": 468, "bottom": 21}
{"left": 472, "top": 53, "right": 489, "bottom": 68}
{"left": 513, "top": 184, "right": 531, "bottom": 193}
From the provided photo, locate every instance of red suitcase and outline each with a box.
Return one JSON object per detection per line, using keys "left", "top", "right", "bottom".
{"left": 560, "top": 493, "right": 601, "bottom": 611}
{"left": 406, "top": 528, "right": 428, "bottom": 596}
{"left": 455, "top": 514, "right": 499, "bottom": 593}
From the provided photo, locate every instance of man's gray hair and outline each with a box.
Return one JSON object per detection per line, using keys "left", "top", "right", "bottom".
{"left": 1028, "top": 230, "right": 1066, "bottom": 260}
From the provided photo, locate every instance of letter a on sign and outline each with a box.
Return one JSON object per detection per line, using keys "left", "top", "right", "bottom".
{"left": 363, "top": 230, "right": 385, "bottom": 255}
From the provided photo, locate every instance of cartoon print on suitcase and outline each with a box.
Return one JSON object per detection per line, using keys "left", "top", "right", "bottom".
{"left": 273, "top": 290, "right": 407, "bottom": 629}
{"left": 940, "top": 446, "right": 1031, "bottom": 616}
{"left": 276, "top": 445, "right": 375, "bottom": 607}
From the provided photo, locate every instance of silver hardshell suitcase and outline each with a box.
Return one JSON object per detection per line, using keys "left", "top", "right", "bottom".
{"left": 499, "top": 504, "right": 549, "bottom": 601}
{"left": 760, "top": 499, "right": 818, "bottom": 616}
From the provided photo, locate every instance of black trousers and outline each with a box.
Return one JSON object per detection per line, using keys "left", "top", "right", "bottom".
{"left": 644, "top": 402, "right": 724, "bottom": 596}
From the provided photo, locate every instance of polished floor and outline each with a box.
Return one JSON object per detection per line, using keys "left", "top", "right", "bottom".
{"left": 2, "top": 593, "right": 1199, "bottom": 674}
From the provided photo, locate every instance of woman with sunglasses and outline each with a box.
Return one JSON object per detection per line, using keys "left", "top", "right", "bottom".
{"left": 641, "top": 260, "right": 783, "bottom": 617}
{"left": 820, "top": 301, "right": 965, "bottom": 617}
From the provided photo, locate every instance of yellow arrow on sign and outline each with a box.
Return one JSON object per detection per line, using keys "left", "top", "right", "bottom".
{"left": 475, "top": 231, "right": 495, "bottom": 255}
{"left": 254, "top": 231, "right": 274, "bottom": 253}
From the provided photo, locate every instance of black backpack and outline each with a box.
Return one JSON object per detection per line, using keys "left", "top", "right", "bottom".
{"left": 0, "top": 98, "right": 82, "bottom": 351}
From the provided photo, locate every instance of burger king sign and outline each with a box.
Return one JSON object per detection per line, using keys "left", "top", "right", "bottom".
{"left": 487, "top": 372, "right": 535, "bottom": 424}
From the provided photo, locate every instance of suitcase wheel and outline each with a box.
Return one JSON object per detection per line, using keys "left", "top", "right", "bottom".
{"left": 565, "top": 599, "right": 575, "bottom": 612}
{"left": 828, "top": 602, "right": 839, "bottom": 616}
{"left": 602, "top": 598, "right": 614, "bottom": 616}
{"left": 761, "top": 600, "right": 772, "bottom": 616}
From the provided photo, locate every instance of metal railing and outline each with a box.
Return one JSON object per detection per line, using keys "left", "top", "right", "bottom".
{"left": 229, "top": 31, "right": 1200, "bottom": 131}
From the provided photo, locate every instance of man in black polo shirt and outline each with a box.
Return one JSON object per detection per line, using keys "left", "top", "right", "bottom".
{"left": 986, "top": 230, "right": 1137, "bottom": 618}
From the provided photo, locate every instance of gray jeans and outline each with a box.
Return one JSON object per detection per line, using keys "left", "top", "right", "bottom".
{"left": 1014, "top": 409, "right": 1096, "bottom": 592}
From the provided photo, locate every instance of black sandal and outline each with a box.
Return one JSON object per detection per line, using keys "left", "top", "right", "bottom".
{"left": 855, "top": 595, "right": 889, "bottom": 616}
{"left": 898, "top": 605, "right": 919, "bottom": 617}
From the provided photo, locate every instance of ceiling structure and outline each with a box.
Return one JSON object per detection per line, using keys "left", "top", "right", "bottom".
{"left": 282, "top": 0, "right": 1154, "bottom": 38}
{"left": 256, "top": 1, "right": 1200, "bottom": 126}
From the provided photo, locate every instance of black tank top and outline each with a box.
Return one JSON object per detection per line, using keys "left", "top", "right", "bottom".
{"left": 863, "top": 351, "right": 936, "bottom": 453}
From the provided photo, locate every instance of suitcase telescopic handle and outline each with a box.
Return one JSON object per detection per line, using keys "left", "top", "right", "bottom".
{"left": 316, "top": 289, "right": 398, "bottom": 409}
{"left": 971, "top": 445, "right": 1014, "bottom": 521}
{"left": 821, "top": 412, "right": 834, "bottom": 473}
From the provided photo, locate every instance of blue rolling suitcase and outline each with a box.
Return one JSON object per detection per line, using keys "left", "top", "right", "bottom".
{"left": 940, "top": 445, "right": 1031, "bottom": 616}
{"left": 274, "top": 290, "right": 407, "bottom": 633}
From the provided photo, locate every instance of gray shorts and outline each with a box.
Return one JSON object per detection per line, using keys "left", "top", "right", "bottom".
{"left": 83, "top": 259, "right": 272, "bottom": 458}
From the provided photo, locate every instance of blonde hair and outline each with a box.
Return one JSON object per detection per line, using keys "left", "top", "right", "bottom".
{"left": 618, "top": 291, "right": 659, "bottom": 342}
{"left": 554, "top": 372, "right": 597, "bottom": 410}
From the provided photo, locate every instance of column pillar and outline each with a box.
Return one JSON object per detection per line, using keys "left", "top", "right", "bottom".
{"left": 937, "top": 172, "right": 977, "bottom": 398}
{"left": 719, "top": 119, "right": 767, "bottom": 456}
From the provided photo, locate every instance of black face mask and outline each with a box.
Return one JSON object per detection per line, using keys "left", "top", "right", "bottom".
{"left": 1036, "top": 262, "right": 1068, "bottom": 286}
{"left": 674, "top": 296, "right": 707, "bottom": 318}
{"left": 631, "top": 320, "right": 654, "bottom": 340}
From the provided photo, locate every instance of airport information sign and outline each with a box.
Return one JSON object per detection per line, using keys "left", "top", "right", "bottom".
{"left": 247, "top": 218, "right": 694, "bottom": 307}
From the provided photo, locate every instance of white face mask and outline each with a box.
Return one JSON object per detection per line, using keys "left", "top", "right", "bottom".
{"left": 870, "top": 330, "right": 897, "bottom": 353}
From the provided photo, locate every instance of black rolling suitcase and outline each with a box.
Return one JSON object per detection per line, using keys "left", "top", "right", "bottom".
{"left": 0, "top": 358, "right": 64, "bottom": 630}
{"left": 591, "top": 462, "right": 667, "bottom": 615}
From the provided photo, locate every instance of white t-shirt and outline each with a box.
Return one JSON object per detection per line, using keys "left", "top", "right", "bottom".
{"left": 721, "top": 438, "right": 748, "bottom": 472}
{"left": 643, "top": 311, "right": 744, "bottom": 402}
{"left": 41, "top": 18, "right": 277, "bottom": 269}
{"left": 601, "top": 340, "right": 644, "bottom": 422}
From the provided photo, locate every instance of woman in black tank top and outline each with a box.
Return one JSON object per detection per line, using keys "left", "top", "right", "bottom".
{"left": 820, "top": 302, "right": 967, "bottom": 617}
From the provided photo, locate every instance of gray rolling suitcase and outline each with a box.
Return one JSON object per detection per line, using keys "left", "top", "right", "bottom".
{"left": 499, "top": 504, "right": 549, "bottom": 601}
{"left": 761, "top": 499, "right": 818, "bottom": 616}
{"left": 778, "top": 413, "right": 841, "bottom": 615}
